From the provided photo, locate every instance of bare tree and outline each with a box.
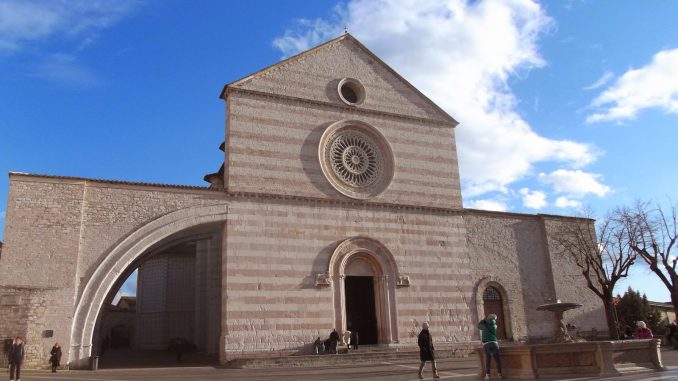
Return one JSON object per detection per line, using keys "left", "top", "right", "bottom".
{"left": 552, "top": 213, "right": 637, "bottom": 339}
{"left": 621, "top": 201, "right": 678, "bottom": 316}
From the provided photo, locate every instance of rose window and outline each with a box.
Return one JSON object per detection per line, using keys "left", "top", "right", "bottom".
{"left": 330, "top": 131, "right": 382, "bottom": 187}
{"left": 319, "top": 120, "right": 394, "bottom": 199}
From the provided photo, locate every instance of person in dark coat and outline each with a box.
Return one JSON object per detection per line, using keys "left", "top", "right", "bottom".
{"left": 8, "top": 337, "right": 25, "bottom": 381}
{"left": 50, "top": 342, "right": 62, "bottom": 372}
{"left": 417, "top": 322, "right": 440, "bottom": 379}
{"left": 350, "top": 330, "right": 359, "bottom": 350}
{"left": 329, "top": 329, "right": 340, "bottom": 354}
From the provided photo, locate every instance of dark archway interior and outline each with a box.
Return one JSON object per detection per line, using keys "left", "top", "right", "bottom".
{"left": 94, "top": 228, "right": 222, "bottom": 368}
{"left": 345, "top": 276, "right": 378, "bottom": 345}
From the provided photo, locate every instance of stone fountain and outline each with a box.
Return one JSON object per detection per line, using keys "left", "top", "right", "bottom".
{"left": 475, "top": 299, "right": 665, "bottom": 379}
{"left": 536, "top": 300, "right": 582, "bottom": 343}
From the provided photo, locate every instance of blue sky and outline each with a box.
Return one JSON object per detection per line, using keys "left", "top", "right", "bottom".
{"left": 1, "top": 0, "right": 677, "bottom": 302}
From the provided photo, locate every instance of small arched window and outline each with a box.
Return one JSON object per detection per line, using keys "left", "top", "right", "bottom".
{"left": 482, "top": 286, "right": 507, "bottom": 340}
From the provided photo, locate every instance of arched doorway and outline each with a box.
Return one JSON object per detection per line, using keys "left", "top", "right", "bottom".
{"left": 482, "top": 286, "right": 507, "bottom": 340}
{"left": 344, "top": 257, "right": 379, "bottom": 344}
{"left": 328, "top": 237, "right": 401, "bottom": 346}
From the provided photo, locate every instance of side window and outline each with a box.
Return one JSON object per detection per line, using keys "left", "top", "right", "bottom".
{"left": 482, "top": 286, "right": 507, "bottom": 340}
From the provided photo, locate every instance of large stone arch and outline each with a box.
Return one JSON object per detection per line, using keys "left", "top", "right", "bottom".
{"left": 474, "top": 276, "right": 514, "bottom": 341}
{"left": 69, "top": 203, "right": 229, "bottom": 367}
{"left": 328, "top": 236, "right": 401, "bottom": 345}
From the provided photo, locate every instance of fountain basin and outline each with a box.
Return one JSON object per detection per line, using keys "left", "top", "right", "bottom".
{"left": 536, "top": 302, "right": 582, "bottom": 313}
{"left": 536, "top": 301, "right": 583, "bottom": 343}
{"left": 476, "top": 339, "right": 665, "bottom": 379}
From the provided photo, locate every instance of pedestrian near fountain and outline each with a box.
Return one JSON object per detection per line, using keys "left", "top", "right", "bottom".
{"left": 417, "top": 322, "right": 440, "bottom": 379}
{"left": 634, "top": 321, "right": 654, "bottom": 339}
{"left": 479, "top": 314, "right": 505, "bottom": 379}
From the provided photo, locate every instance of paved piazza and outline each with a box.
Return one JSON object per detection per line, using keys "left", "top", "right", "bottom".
{"left": 15, "top": 349, "right": 678, "bottom": 381}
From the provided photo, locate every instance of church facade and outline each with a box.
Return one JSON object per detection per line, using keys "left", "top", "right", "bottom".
{"left": 0, "top": 34, "right": 606, "bottom": 368}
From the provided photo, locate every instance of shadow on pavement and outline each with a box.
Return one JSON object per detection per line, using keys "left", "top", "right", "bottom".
{"left": 98, "top": 348, "right": 218, "bottom": 369}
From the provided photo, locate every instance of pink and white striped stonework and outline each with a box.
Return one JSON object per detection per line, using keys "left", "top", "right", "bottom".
{"left": 0, "top": 34, "right": 606, "bottom": 369}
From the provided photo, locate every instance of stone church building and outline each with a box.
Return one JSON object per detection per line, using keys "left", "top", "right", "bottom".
{"left": 0, "top": 34, "right": 606, "bottom": 368}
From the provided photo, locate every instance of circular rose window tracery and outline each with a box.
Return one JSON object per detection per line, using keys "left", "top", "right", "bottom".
{"left": 319, "top": 120, "right": 394, "bottom": 199}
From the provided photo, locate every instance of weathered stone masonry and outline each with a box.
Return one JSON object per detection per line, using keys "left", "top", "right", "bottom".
{"left": 0, "top": 34, "right": 607, "bottom": 368}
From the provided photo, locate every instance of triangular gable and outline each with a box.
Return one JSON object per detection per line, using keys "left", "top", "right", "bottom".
{"left": 221, "top": 34, "right": 457, "bottom": 126}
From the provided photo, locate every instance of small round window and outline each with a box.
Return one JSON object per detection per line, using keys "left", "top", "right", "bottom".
{"left": 337, "top": 78, "right": 365, "bottom": 106}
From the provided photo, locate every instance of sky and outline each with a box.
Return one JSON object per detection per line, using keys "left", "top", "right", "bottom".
{"left": 1, "top": 0, "right": 677, "bottom": 303}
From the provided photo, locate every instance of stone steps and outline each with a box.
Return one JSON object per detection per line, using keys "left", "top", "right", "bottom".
{"left": 226, "top": 346, "right": 478, "bottom": 369}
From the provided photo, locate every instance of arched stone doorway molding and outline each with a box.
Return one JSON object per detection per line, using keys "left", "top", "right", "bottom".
{"left": 69, "top": 203, "right": 229, "bottom": 368}
{"left": 474, "top": 276, "right": 513, "bottom": 341}
{"left": 327, "top": 236, "right": 402, "bottom": 345}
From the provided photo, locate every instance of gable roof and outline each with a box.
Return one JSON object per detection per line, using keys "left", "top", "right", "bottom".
{"left": 220, "top": 33, "right": 457, "bottom": 126}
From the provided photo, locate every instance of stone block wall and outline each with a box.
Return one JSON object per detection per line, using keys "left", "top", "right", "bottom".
{"left": 464, "top": 210, "right": 607, "bottom": 342}
{"left": 224, "top": 36, "right": 461, "bottom": 210}
{"left": 222, "top": 196, "right": 472, "bottom": 359}
{"left": 541, "top": 216, "right": 608, "bottom": 335}
{"left": 226, "top": 92, "right": 461, "bottom": 209}
{"left": 1, "top": 173, "right": 608, "bottom": 366}
{"left": 465, "top": 211, "right": 556, "bottom": 340}
{"left": 0, "top": 174, "right": 227, "bottom": 366}
{"left": 235, "top": 37, "right": 450, "bottom": 126}
{"left": 0, "top": 286, "right": 69, "bottom": 369}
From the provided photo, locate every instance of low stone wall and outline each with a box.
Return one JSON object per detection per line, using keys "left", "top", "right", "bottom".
{"left": 476, "top": 339, "right": 665, "bottom": 379}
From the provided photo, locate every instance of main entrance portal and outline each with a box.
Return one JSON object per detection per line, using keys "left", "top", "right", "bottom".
{"left": 329, "top": 237, "right": 401, "bottom": 347}
{"left": 345, "top": 276, "right": 378, "bottom": 345}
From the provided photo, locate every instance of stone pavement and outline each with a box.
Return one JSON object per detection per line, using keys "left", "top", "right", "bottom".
{"left": 14, "top": 348, "right": 678, "bottom": 381}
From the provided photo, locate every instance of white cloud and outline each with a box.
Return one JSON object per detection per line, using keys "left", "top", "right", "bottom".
{"left": 539, "top": 169, "right": 611, "bottom": 197}
{"left": 587, "top": 48, "right": 678, "bottom": 123}
{"left": 519, "top": 188, "right": 547, "bottom": 209}
{"left": 555, "top": 196, "right": 582, "bottom": 209}
{"left": 274, "top": 0, "right": 599, "bottom": 199}
{"left": 465, "top": 198, "right": 508, "bottom": 212}
{"left": 583, "top": 71, "right": 613, "bottom": 91}
{"left": 28, "top": 53, "right": 104, "bottom": 87}
{"left": 0, "top": 0, "right": 138, "bottom": 54}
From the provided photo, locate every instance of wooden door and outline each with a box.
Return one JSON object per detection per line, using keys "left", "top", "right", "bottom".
{"left": 482, "top": 286, "right": 507, "bottom": 340}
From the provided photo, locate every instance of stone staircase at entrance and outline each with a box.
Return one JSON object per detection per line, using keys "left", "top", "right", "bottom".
{"left": 226, "top": 345, "right": 479, "bottom": 369}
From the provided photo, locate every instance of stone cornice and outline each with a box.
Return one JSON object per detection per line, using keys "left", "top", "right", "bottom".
{"left": 464, "top": 207, "right": 592, "bottom": 222}
{"left": 10, "top": 172, "right": 582, "bottom": 221}
{"left": 224, "top": 189, "right": 466, "bottom": 216}
{"left": 224, "top": 86, "right": 456, "bottom": 128}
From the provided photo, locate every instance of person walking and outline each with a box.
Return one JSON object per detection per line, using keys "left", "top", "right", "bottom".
{"left": 417, "top": 322, "right": 440, "bottom": 379}
{"left": 8, "top": 337, "right": 25, "bottom": 381}
{"left": 479, "top": 314, "right": 505, "bottom": 379}
{"left": 49, "top": 342, "right": 62, "bottom": 372}
{"left": 350, "top": 330, "right": 359, "bottom": 350}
